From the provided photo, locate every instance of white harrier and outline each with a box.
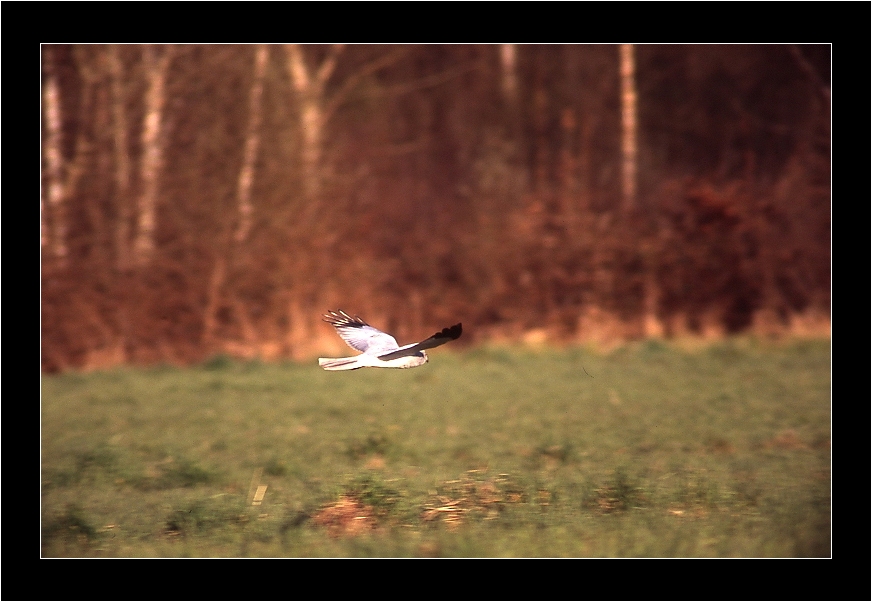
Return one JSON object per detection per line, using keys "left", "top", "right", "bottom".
{"left": 319, "top": 310, "right": 462, "bottom": 371}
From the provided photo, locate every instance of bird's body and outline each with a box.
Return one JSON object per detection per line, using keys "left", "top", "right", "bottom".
{"left": 319, "top": 310, "right": 462, "bottom": 371}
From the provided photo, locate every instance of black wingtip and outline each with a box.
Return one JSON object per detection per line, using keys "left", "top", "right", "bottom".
{"left": 438, "top": 323, "right": 462, "bottom": 340}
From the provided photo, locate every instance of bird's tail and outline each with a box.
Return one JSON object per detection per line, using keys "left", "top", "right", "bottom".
{"left": 318, "top": 356, "right": 363, "bottom": 371}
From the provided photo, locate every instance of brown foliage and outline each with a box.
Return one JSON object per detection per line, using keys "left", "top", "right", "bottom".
{"left": 311, "top": 495, "right": 379, "bottom": 538}
{"left": 421, "top": 472, "right": 524, "bottom": 530}
{"left": 41, "top": 45, "right": 830, "bottom": 371}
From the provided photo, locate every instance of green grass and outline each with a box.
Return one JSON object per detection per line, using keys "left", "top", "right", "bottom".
{"left": 41, "top": 339, "right": 830, "bottom": 557}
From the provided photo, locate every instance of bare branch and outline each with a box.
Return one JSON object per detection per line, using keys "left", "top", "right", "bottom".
{"left": 315, "top": 43, "right": 345, "bottom": 86}
{"left": 788, "top": 45, "right": 830, "bottom": 103}
{"left": 321, "top": 46, "right": 410, "bottom": 125}
{"left": 285, "top": 44, "right": 310, "bottom": 93}
{"left": 375, "top": 60, "right": 482, "bottom": 98}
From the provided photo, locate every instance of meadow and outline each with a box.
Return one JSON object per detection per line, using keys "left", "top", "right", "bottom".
{"left": 41, "top": 338, "right": 830, "bottom": 557}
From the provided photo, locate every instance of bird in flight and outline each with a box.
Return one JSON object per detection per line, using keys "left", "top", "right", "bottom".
{"left": 319, "top": 310, "right": 462, "bottom": 371}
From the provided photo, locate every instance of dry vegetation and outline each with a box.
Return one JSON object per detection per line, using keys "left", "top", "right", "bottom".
{"left": 312, "top": 495, "right": 380, "bottom": 538}
{"left": 42, "top": 45, "right": 829, "bottom": 371}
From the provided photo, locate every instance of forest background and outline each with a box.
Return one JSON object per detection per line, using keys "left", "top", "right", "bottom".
{"left": 41, "top": 44, "right": 831, "bottom": 371}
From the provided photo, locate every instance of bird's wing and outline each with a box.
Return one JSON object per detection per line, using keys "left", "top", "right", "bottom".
{"left": 377, "top": 323, "right": 462, "bottom": 360}
{"left": 323, "top": 310, "right": 400, "bottom": 355}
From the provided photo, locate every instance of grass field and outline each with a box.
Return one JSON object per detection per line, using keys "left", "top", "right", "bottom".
{"left": 41, "top": 338, "right": 830, "bottom": 557}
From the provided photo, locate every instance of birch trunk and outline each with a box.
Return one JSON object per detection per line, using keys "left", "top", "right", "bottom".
{"left": 500, "top": 44, "right": 518, "bottom": 107}
{"left": 235, "top": 44, "right": 269, "bottom": 243}
{"left": 108, "top": 45, "right": 133, "bottom": 270}
{"left": 621, "top": 45, "right": 661, "bottom": 336}
{"left": 285, "top": 44, "right": 344, "bottom": 206}
{"left": 134, "top": 45, "right": 174, "bottom": 265}
{"left": 619, "top": 44, "right": 638, "bottom": 215}
{"left": 42, "top": 51, "right": 68, "bottom": 266}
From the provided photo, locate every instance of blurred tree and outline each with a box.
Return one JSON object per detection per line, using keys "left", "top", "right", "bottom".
{"left": 619, "top": 43, "right": 638, "bottom": 216}
{"left": 42, "top": 48, "right": 67, "bottom": 266}
{"left": 41, "top": 45, "right": 79, "bottom": 269}
{"left": 40, "top": 44, "right": 830, "bottom": 370}
{"left": 234, "top": 44, "right": 269, "bottom": 244}
{"left": 107, "top": 45, "right": 133, "bottom": 271}
{"left": 134, "top": 45, "right": 175, "bottom": 266}
{"left": 284, "top": 44, "right": 344, "bottom": 208}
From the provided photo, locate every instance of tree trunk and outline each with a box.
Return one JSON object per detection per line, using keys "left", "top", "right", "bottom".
{"left": 235, "top": 44, "right": 270, "bottom": 244}
{"left": 42, "top": 49, "right": 69, "bottom": 267}
{"left": 619, "top": 44, "right": 638, "bottom": 215}
{"left": 500, "top": 44, "right": 518, "bottom": 108}
{"left": 284, "top": 44, "right": 344, "bottom": 207}
{"left": 108, "top": 45, "right": 133, "bottom": 270}
{"left": 134, "top": 45, "right": 174, "bottom": 265}
{"left": 499, "top": 44, "right": 524, "bottom": 203}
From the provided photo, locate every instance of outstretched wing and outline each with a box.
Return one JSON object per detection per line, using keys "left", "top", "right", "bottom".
{"left": 377, "top": 323, "right": 462, "bottom": 360}
{"left": 323, "top": 310, "right": 400, "bottom": 355}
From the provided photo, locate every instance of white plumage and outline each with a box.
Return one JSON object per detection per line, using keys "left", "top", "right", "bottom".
{"left": 318, "top": 310, "right": 462, "bottom": 371}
